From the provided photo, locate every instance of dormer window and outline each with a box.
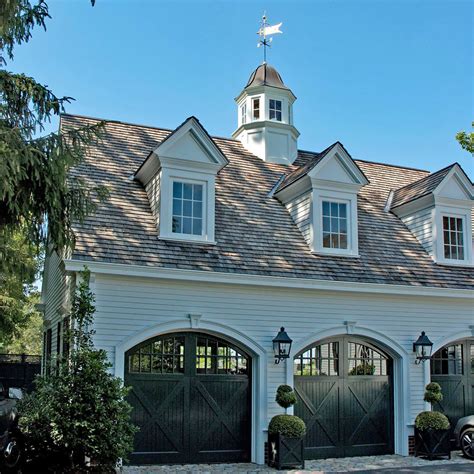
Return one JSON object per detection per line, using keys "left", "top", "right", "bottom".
{"left": 135, "top": 117, "right": 228, "bottom": 245}
{"left": 252, "top": 98, "right": 260, "bottom": 120}
{"left": 322, "top": 201, "right": 348, "bottom": 250}
{"left": 172, "top": 181, "right": 204, "bottom": 236}
{"left": 269, "top": 99, "right": 282, "bottom": 121}
{"left": 442, "top": 215, "right": 465, "bottom": 260}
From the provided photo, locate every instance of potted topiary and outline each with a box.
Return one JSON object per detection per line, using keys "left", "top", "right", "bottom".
{"left": 414, "top": 382, "right": 451, "bottom": 460}
{"left": 268, "top": 384, "right": 306, "bottom": 470}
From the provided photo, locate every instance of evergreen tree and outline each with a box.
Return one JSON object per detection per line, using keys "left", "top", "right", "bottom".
{"left": 0, "top": 1, "right": 106, "bottom": 341}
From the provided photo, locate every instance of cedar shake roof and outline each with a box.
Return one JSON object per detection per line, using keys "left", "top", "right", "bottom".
{"left": 62, "top": 114, "right": 474, "bottom": 290}
{"left": 391, "top": 164, "right": 456, "bottom": 209}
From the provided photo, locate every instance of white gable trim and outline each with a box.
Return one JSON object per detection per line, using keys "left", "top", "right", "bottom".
{"left": 433, "top": 164, "right": 474, "bottom": 201}
{"left": 308, "top": 143, "right": 369, "bottom": 187}
{"left": 64, "top": 259, "right": 473, "bottom": 299}
{"left": 135, "top": 117, "right": 228, "bottom": 184}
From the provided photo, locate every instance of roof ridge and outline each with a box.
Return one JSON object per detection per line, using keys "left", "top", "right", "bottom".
{"left": 354, "top": 158, "right": 429, "bottom": 173}
{"left": 60, "top": 113, "right": 240, "bottom": 143}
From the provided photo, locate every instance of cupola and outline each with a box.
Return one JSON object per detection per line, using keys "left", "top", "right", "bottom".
{"left": 232, "top": 63, "right": 299, "bottom": 165}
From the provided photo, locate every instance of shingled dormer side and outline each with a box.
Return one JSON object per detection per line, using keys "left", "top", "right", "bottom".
{"left": 390, "top": 163, "right": 474, "bottom": 266}
{"left": 135, "top": 117, "right": 228, "bottom": 244}
{"left": 275, "top": 142, "right": 369, "bottom": 257}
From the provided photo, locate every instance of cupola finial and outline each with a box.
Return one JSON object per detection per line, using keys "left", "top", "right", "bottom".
{"left": 257, "top": 12, "right": 282, "bottom": 64}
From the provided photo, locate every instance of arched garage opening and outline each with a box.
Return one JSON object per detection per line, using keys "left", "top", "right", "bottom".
{"left": 431, "top": 337, "right": 474, "bottom": 426}
{"left": 124, "top": 332, "right": 252, "bottom": 465}
{"left": 293, "top": 335, "right": 394, "bottom": 459}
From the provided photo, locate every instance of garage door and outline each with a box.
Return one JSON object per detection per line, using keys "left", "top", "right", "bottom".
{"left": 294, "top": 336, "right": 394, "bottom": 459}
{"left": 125, "top": 332, "right": 251, "bottom": 465}
{"left": 431, "top": 338, "right": 474, "bottom": 426}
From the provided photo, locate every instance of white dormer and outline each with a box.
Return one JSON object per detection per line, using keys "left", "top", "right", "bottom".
{"left": 275, "top": 142, "right": 369, "bottom": 256}
{"left": 232, "top": 63, "right": 299, "bottom": 165}
{"left": 135, "top": 117, "right": 228, "bottom": 244}
{"left": 390, "top": 163, "right": 474, "bottom": 266}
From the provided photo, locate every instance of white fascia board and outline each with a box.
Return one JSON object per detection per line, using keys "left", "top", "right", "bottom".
{"left": 134, "top": 153, "right": 160, "bottom": 186}
{"left": 309, "top": 144, "right": 369, "bottom": 186}
{"left": 159, "top": 156, "right": 223, "bottom": 174}
{"left": 274, "top": 175, "right": 312, "bottom": 203}
{"left": 235, "top": 85, "right": 296, "bottom": 104}
{"left": 63, "top": 259, "right": 474, "bottom": 299}
{"left": 232, "top": 120, "right": 300, "bottom": 140}
{"left": 310, "top": 178, "right": 364, "bottom": 194}
{"left": 391, "top": 194, "right": 434, "bottom": 218}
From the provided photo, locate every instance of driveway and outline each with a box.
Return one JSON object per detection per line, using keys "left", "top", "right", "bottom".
{"left": 122, "top": 451, "right": 473, "bottom": 473}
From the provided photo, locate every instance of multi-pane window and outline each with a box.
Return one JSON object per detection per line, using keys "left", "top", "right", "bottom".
{"left": 348, "top": 342, "right": 388, "bottom": 376}
{"left": 322, "top": 201, "right": 348, "bottom": 249}
{"left": 443, "top": 216, "right": 464, "bottom": 260}
{"left": 196, "top": 336, "right": 248, "bottom": 375}
{"left": 294, "top": 342, "right": 339, "bottom": 376}
{"left": 269, "top": 99, "right": 282, "bottom": 121}
{"left": 129, "top": 336, "right": 185, "bottom": 374}
{"left": 172, "top": 181, "right": 203, "bottom": 236}
{"left": 431, "top": 344, "right": 464, "bottom": 375}
{"left": 252, "top": 98, "right": 260, "bottom": 120}
{"left": 241, "top": 103, "right": 247, "bottom": 125}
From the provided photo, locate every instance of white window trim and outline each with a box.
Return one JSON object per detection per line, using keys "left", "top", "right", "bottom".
{"left": 433, "top": 205, "right": 472, "bottom": 266}
{"left": 251, "top": 96, "right": 262, "bottom": 122}
{"left": 269, "top": 99, "right": 282, "bottom": 122}
{"left": 159, "top": 168, "right": 216, "bottom": 244}
{"left": 240, "top": 102, "right": 247, "bottom": 126}
{"left": 312, "top": 188, "right": 359, "bottom": 257}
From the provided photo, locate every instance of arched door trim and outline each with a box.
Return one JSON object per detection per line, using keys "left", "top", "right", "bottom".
{"left": 286, "top": 325, "right": 409, "bottom": 456}
{"left": 115, "top": 318, "right": 267, "bottom": 465}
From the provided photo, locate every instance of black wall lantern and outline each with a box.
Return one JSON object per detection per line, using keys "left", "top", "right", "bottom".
{"left": 413, "top": 331, "right": 433, "bottom": 364}
{"left": 273, "top": 327, "right": 293, "bottom": 364}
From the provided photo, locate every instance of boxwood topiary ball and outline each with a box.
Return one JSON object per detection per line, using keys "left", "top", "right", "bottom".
{"left": 415, "top": 411, "right": 450, "bottom": 431}
{"left": 424, "top": 382, "right": 443, "bottom": 404}
{"left": 268, "top": 414, "right": 306, "bottom": 438}
{"left": 276, "top": 384, "right": 297, "bottom": 409}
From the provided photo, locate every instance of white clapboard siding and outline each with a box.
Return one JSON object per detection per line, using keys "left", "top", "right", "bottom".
{"left": 284, "top": 192, "right": 312, "bottom": 244}
{"left": 91, "top": 274, "right": 473, "bottom": 423}
{"left": 42, "top": 251, "right": 71, "bottom": 358}
{"left": 145, "top": 171, "right": 161, "bottom": 231}
{"left": 401, "top": 207, "right": 433, "bottom": 255}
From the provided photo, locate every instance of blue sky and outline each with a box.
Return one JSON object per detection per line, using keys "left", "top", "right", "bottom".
{"left": 9, "top": 0, "right": 473, "bottom": 176}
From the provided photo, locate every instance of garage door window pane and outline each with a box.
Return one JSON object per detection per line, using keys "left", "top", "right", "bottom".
{"left": 294, "top": 342, "right": 339, "bottom": 376}
{"left": 348, "top": 342, "right": 388, "bottom": 376}
{"left": 129, "top": 336, "right": 185, "bottom": 374}
{"left": 430, "top": 343, "right": 464, "bottom": 375}
{"left": 196, "top": 336, "right": 248, "bottom": 375}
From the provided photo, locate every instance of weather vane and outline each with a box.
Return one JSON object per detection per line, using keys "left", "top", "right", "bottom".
{"left": 257, "top": 13, "right": 283, "bottom": 64}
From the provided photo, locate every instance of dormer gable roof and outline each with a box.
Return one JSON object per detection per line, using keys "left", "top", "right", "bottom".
{"left": 275, "top": 141, "right": 369, "bottom": 194}
{"left": 391, "top": 162, "right": 473, "bottom": 210}
{"left": 135, "top": 116, "right": 228, "bottom": 185}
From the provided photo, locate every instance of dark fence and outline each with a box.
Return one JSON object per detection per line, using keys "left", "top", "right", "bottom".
{"left": 0, "top": 353, "right": 41, "bottom": 393}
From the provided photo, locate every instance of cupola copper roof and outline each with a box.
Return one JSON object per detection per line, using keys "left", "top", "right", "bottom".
{"left": 245, "top": 63, "right": 290, "bottom": 90}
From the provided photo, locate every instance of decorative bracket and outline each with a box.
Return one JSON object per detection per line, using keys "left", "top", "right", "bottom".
{"left": 344, "top": 321, "right": 357, "bottom": 334}
{"left": 188, "top": 313, "right": 202, "bottom": 329}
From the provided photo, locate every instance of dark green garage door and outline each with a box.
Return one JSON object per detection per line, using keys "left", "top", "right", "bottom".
{"left": 431, "top": 338, "right": 474, "bottom": 426}
{"left": 125, "top": 332, "right": 251, "bottom": 465}
{"left": 294, "top": 336, "right": 394, "bottom": 459}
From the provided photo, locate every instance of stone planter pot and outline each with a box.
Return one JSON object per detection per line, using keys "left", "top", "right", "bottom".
{"left": 267, "top": 432, "right": 305, "bottom": 470}
{"left": 414, "top": 427, "right": 451, "bottom": 460}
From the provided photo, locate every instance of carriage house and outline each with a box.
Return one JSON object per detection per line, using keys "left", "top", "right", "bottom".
{"left": 41, "top": 62, "right": 474, "bottom": 465}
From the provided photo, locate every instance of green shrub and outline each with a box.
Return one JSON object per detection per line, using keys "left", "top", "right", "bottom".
{"left": 18, "top": 268, "right": 137, "bottom": 472}
{"left": 276, "top": 384, "right": 297, "bottom": 409}
{"left": 268, "top": 414, "right": 306, "bottom": 438}
{"left": 415, "top": 411, "right": 450, "bottom": 431}
{"left": 424, "top": 382, "right": 443, "bottom": 404}
{"left": 349, "top": 362, "right": 375, "bottom": 376}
